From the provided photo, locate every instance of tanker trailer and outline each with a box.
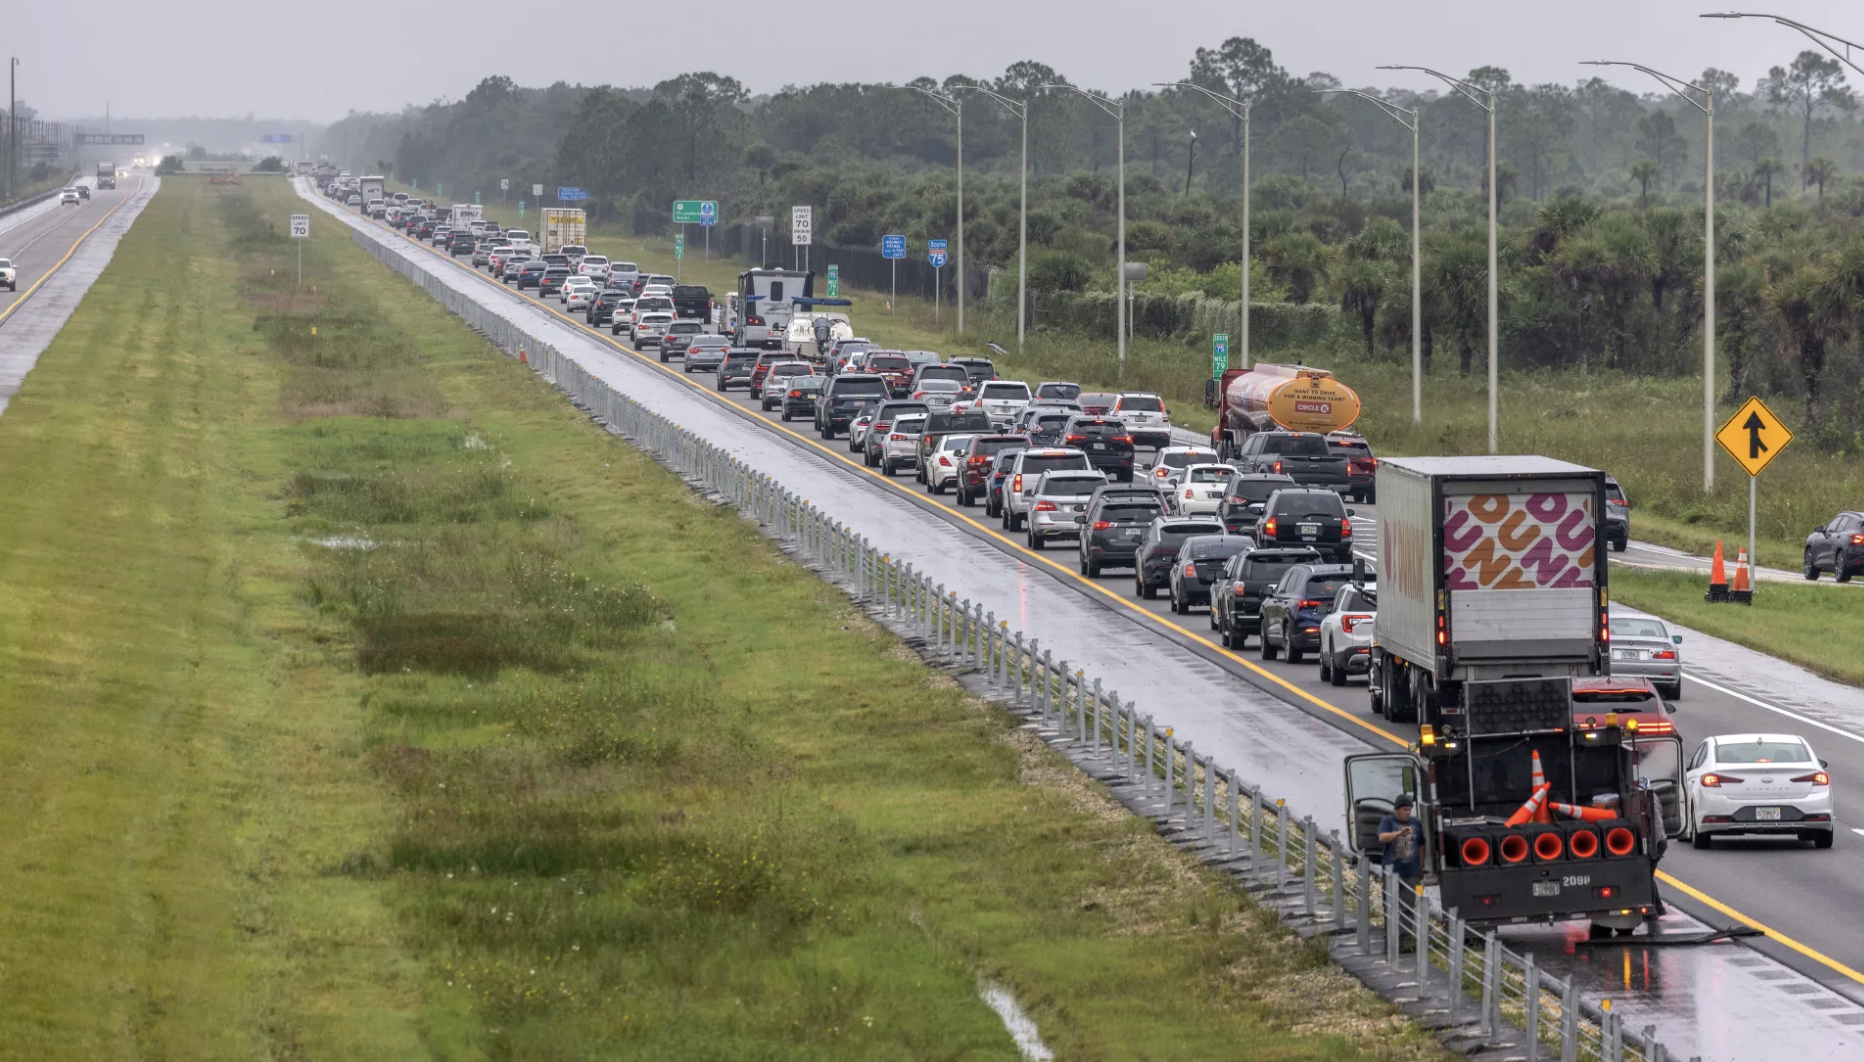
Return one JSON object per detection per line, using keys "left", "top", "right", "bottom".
{"left": 1210, "top": 362, "right": 1362, "bottom": 461}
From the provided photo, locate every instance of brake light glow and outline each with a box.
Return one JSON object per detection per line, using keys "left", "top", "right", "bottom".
{"left": 1298, "top": 599, "right": 1325, "bottom": 610}
{"left": 890, "top": 434, "right": 909, "bottom": 441}
{"left": 1793, "top": 772, "right": 1831, "bottom": 785}
{"left": 1093, "top": 520, "right": 1113, "bottom": 530}
{"left": 1700, "top": 774, "right": 1743, "bottom": 787}
{"left": 1113, "top": 435, "right": 1133, "bottom": 444}
{"left": 1264, "top": 517, "right": 1277, "bottom": 536}
{"left": 1065, "top": 433, "right": 1088, "bottom": 444}
{"left": 788, "top": 390, "right": 802, "bottom": 398}
{"left": 938, "top": 456, "right": 952, "bottom": 466}
{"left": 1272, "top": 461, "right": 1283, "bottom": 473}
{"left": 1651, "top": 649, "right": 1676, "bottom": 660}
{"left": 1339, "top": 614, "right": 1373, "bottom": 633}
{"left": 1013, "top": 475, "right": 1023, "bottom": 492}
{"left": 1341, "top": 518, "right": 1353, "bottom": 537}
{"left": 1035, "top": 501, "right": 1058, "bottom": 512}
{"left": 1185, "top": 489, "right": 1196, "bottom": 499}
{"left": 1853, "top": 534, "right": 1864, "bottom": 545}
{"left": 1184, "top": 563, "right": 1197, "bottom": 576}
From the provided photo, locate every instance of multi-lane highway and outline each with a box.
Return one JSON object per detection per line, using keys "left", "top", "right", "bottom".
{"left": 313, "top": 182, "right": 1864, "bottom": 1056}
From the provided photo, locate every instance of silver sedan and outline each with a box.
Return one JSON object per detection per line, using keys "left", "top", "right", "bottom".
{"left": 1608, "top": 613, "right": 1684, "bottom": 700}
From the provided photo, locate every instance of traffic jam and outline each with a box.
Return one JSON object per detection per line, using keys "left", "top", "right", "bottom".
{"left": 326, "top": 174, "right": 1853, "bottom": 952}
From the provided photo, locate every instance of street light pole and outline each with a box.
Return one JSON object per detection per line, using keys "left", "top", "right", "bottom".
{"left": 1043, "top": 84, "right": 1126, "bottom": 370}
{"left": 1157, "top": 82, "right": 1253, "bottom": 368}
{"left": 1321, "top": 89, "right": 1423, "bottom": 425}
{"left": 957, "top": 85, "right": 1029, "bottom": 350}
{"left": 1383, "top": 65, "right": 1498, "bottom": 452}
{"left": 912, "top": 86, "right": 965, "bottom": 334}
{"left": 1583, "top": 61, "right": 1717, "bottom": 494}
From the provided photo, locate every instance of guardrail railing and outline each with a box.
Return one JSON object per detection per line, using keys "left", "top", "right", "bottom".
{"left": 350, "top": 221, "right": 1690, "bottom": 1062}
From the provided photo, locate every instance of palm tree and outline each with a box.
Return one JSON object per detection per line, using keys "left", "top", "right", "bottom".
{"left": 1629, "top": 160, "right": 1661, "bottom": 204}
{"left": 1767, "top": 266, "right": 1836, "bottom": 425}
{"left": 1554, "top": 214, "right": 1655, "bottom": 374}
{"left": 1805, "top": 157, "right": 1840, "bottom": 202}
{"left": 1639, "top": 208, "right": 1699, "bottom": 371}
{"left": 1424, "top": 229, "right": 1489, "bottom": 377}
{"left": 1262, "top": 231, "right": 1330, "bottom": 303}
{"left": 1754, "top": 157, "right": 1784, "bottom": 206}
{"left": 1337, "top": 259, "right": 1392, "bottom": 357}
{"left": 1528, "top": 196, "right": 1600, "bottom": 264}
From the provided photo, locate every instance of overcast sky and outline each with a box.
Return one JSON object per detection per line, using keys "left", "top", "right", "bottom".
{"left": 17, "top": 0, "right": 1864, "bottom": 122}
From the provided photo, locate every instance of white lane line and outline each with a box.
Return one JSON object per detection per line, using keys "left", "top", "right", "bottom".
{"left": 1850, "top": 828, "right": 1864, "bottom": 839}
{"left": 1687, "top": 672, "right": 1864, "bottom": 747}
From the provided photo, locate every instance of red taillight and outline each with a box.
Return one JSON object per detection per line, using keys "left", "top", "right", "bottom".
{"left": 788, "top": 389, "right": 802, "bottom": 398}
{"left": 1700, "top": 774, "right": 1743, "bottom": 787}
{"left": 1035, "top": 500, "right": 1058, "bottom": 512}
{"left": 1272, "top": 460, "right": 1283, "bottom": 473}
{"left": 1064, "top": 433, "right": 1088, "bottom": 444}
{"left": 1339, "top": 613, "right": 1372, "bottom": 633}
{"left": 1341, "top": 518, "right": 1353, "bottom": 536}
{"left": 938, "top": 456, "right": 952, "bottom": 466}
{"left": 1651, "top": 649, "right": 1677, "bottom": 660}
{"left": 1852, "top": 534, "right": 1864, "bottom": 545}
{"left": 1298, "top": 599, "right": 1325, "bottom": 610}
{"left": 890, "top": 434, "right": 909, "bottom": 441}
{"left": 1013, "top": 475, "right": 1023, "bottom": 492}
{"left": 968, "top": 455, "right": 989, "bottom": 466}
{"left": 1155, "top": 467, "right": 1170, "bottom": 478}
{"left": 1112, "top": 435, "right": 1133, "bottom": 443}
{"left": 1184, "top": 563, "right": 1197, "bottom": 576}
{"left": 1185, "top": 489, "right": 1196, "bottom": 499}
{"left": 1609, "top": 498, "right": 1628, "bottom": 506}
{"left": 1264, "top": 517, "right": 1277, "bottom": 536}
{"left": 1793, "top": 772, "right": 1831, "bottom": 785}
{"left": 1092, "top": 520, "right": 1113, "bottom": 530}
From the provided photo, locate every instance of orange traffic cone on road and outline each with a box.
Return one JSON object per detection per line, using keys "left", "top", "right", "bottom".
{"left": 1731, "top": 547, "right": 1753, "bottom": 605}
{"left": 1505, "top": 784, "right": 1553, "bottom": 828}
{"left": 519, "top": 347, "right": 528, "bottom": 363}
{"left": 1706, "top": 540, "right": 1729, "bottom": 602}
{"left": 1531, "top": 751, "right": 1553, "bottom": 823}
{"left": 1550, "top": 802, "right": 1619, "bottom": 823}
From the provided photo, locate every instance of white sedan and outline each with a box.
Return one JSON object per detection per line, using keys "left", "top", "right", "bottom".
{"left": 561, "top": 277, "right": 597, "bottom": 307}
{"left": 1685, "top": 733, "right": 1833, "bottom": 848}
{"left": 924, "top": 434, "right": 976, "bottom": 495}
{"left": 1167, "top": 464, "right": 1240, "bottom": 515}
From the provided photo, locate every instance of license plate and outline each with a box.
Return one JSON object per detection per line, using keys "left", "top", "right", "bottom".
{"left": 1756, "top": 807, "right": 1782, "bottom": 820}
{"left": 1532, "top": 881, "right": 1560, "bottom": 897}
{"left": 1298, "top": 523, "right": 1320, "bottom": 535}
{"left": 1092, "top": 443, "right": 1106, "bottom": 451}
{"left": 1614, "top": 649, "right": 1637, "bottom": 660}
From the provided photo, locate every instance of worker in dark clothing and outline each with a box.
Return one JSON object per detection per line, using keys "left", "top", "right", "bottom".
{"left": 1378, "top": 794, "right": 1424, "bottom": 949}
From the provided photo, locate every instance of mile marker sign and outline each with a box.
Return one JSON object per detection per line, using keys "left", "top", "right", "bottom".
{"left": 1716, "top": 396, "right": 1792, "bottom": 477}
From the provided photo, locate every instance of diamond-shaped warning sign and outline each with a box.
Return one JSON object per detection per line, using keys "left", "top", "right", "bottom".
{"left": 1715, "top": 396, "right": 1793, "bottom": 477}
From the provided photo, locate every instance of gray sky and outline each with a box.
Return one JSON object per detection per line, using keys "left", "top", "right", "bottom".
{"left": 18, "top": 0, "right": 1864, "bottom": 122}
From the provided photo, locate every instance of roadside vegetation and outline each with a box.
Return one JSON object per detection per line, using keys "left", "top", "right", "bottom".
{"left": 0, "top": 175, "right": 1458, "bottom": 1058}
{"left": 1612, "top": 568, "right": 1864, "bottom": 689}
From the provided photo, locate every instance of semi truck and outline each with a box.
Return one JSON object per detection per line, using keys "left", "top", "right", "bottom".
{"left": 96, "top": 161, "right": 117, "bottom": 190}
{"left": 541, "top": 208, "right": 587, "bottom": 254}
{"left": 1209, "top": 363, "right": 1361, "bottom": 461}
{"left": 1346, "top": 455, "right": 1673, "bottom": 934}
{"left": 733, "top": 268, "right": 814, "bottom": 348}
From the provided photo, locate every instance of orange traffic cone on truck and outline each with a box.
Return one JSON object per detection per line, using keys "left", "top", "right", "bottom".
{"left": 1505, "top": 784, "right": 1553, "bottom": 828}
{"left": 1531, "top": 751, "right": 1553, "bottom": 823}
{"left": 1731, "top": 547, "right": 1753, "bottom": 605}
{"left": 1706, "top": 540, "right": 1729, "bottom": 602}
{"left": 1550, "top": 802, "right": 1619, "bottom": 823}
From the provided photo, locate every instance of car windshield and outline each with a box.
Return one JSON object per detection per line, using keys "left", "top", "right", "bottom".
{"left": 1331, "top": 439, "right": 1374, "bottom": 457}
{"left": 917, "top": 380, "right": 962, "bottom": 393}
{"left": 939, "top": 435, "right": 974, "bottom": 452}
{"left": 772, "top": 363, "right": 810, "bottom": 374}
{"left": 1118, "top": 396, "right": 1163, "bottom": 412}
{"left": 1188, "top": 467, "right": 1235, "bottom": 484}
{"left": 1070, "top": 421, "right": 1126, "bottom": 436}
{"left": 920, "top": 367, "right": 969, "bottom": 384}
{"left": 1304, "top": 576, "right": 1346, "bottom": 598}
{"left": 972, "top": 438, "right": 1023, "bottom": 456}
{"left": 1103, "top": 503, "right": 1163, "bottom": 522}
{"left": 1161, "top": 523, "right": 1222, "bottom": 538}
{"left": 1161, "top": 451, "right": 1216, "bottom": 469}
{"left": 1573, "top": 688, "right": 1658, "bottom": 705}
{"left": 1033, "top": 414, "right": 1072, "bottom": 430}
{"left": 1607, "top": 482, "right": 1629, "bottom": 505}
{"left": 792, "top": 378, "right": 825, "bottom": 391}
{"left": 1021, "top": 454, "right": 1090, "bottom": 476}
{"left": 868, "top": 355, "right": 910, "bottom": 372}
{"left": 1609, "top": 618, "right": 1669, "bottom": 639}
{"left": 835, "top": 379, "right": 888, "bottom": 396}
{"left": 1190, "top": 540, "right": 1251, "bottom": 560}
{"left": 1228, "top": 478, "right": 1293, "bottom": 502}
{"left": 1037, "top": 383, "right": 1082, "bottom": 400}
{"left": 980, "top": 383, "right": 1030, "bottom": 400}
{"left": 1714, "top": 739, "right": 1813, "bottom": 764}
{"left": 1041, "top": 477, "right": 1104, "bottom": 497}
{"left": 893, "top": 418, "right": 927, "bottom": 434}
{"left": 1268, "top": 435, "right": 1329, "bottom": 456}
{"left": 1244, "top": 557, "right": 1304, "bottom": 580}
{"left": 1275, "top": 493, "right": 1347, "bottom": 518}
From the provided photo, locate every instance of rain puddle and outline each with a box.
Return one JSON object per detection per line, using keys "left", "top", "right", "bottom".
{"left": 978, "top": 981, "right": 1053, "bottom": 1062}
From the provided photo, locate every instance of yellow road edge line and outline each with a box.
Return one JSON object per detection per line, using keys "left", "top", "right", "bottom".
{"left": 1656, "top": 870, "right": 1864, "bottom": 985}
{"left": 364, "top": 202, "right": 1410, "bottom": 748}
{"left": 361, "top": 199, "right": 1864, "bottom": 987}
{"left": 0, "top": 178, "right": 144, "bottom": 328}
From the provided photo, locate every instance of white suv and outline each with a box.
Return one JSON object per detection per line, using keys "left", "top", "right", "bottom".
{"left": 960, "top": 380, "right": 1032, "bottom": 427}
{"left": 881, "top": 415, "right": 928, "bottom": 476}
{"left": 0, "top": 257, "right": 16, "bottom": 291}
{"left": 1168, "top": 464, "right": 1240, "bottom": 516}
{"left": 1112, "top": 392, "right": 1172, "bottom": 449}
{"left": 924, "top": 433, "right": 976, "bottom": 494}
{"left": 1318, "top": 582, "right": 1377, "bottom": 686}
{"left": 579, "top": 255, "right": 610, "bottom": 280}
{"left": 1001, "top": 449, "right": 1095, "bottom": 531}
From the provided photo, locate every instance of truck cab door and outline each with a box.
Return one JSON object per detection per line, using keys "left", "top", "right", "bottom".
{"left": 1344, "top": 752, "right": 1427, "bottom": 864}
{"left": 1632, "top": 734, "right": 1687, "bottom": 839}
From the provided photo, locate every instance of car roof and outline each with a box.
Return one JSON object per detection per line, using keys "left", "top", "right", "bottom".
{"left": 1248, "top": 546, "right": 1324, "bottom": 558}
{"left": 1234, "top": 472, "right": 1297, "bottom": 481}
{"left": 1017, "top": 449, "right": 1083, "bottom": 459}
{"left": 1708, "top": 734, "right": 1814, "bottom": 749}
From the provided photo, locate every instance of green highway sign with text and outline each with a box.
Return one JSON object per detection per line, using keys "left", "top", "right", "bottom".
{"left": 672, "top": 200, "right": 717, "bottom": 225}
{"left": 827, "top": 264, "right": 839, "bottom": 297}
{"left": 674, "top": 234, "right": 685, "bottom": 259}
{"left": 1212, "top": 333, "right": 1229, "bottom": 378}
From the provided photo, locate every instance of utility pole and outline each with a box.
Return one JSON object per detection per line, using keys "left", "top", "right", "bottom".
{"left": 911, "top": 86, "right": 965, "bottom": 334}
{"left": 1044, "top": 84, "right": 1126, "bottom": 369}
{"left": 1157, "top": 83, "right": 1252, "bottom": 368}
{"left": 955, "top": 85, "right": 1028, "bottom": 349}
{"left": 9, "top": 58, "right": 18, "bottom": 202}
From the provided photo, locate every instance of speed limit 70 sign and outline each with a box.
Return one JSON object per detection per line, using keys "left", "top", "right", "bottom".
{"left": 289, "top": 214, "right": 310, "bottom": 238}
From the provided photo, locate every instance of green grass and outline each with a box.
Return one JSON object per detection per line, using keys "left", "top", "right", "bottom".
{"left": 0, "top": 175, "right": 1458, "bottom": 1059}
{"left": 1612, "top": 568, "right": 1864, "bottom": 688}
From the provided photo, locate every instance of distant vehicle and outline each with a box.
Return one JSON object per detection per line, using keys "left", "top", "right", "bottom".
{"left": 1606, "top": 476, "right": 1631, "bottom": 552}
{"left": 671, "top": 284, "right": 713, "bottom": 320}
{"left": 1144, "top": 445, "right": 1221, "bottom": 487}
{"left": 1133, "top": 517, "right": 1227, "bottom": 598}
{"left": 516, "top": 261, "right": 548, "bottom": 290}
{"left": 1257, "top": 562, "right": 1354, "bottom": 662}
{"left": 60, "top": 188, "right": 80, "bottom": 206}
{"left": 578, "top": 254, "right": 610, "bottom": 280}
{"left": 661, "top": 320, "right": 707, "bottom": 360}
{"left": 633, "top": 312, "right": 675, "bottom": 351}
{"left": 880, "top": 415, "right": 927, "bottom": 476}
{"left": 1233, "top": 431, "right": 1351, "bottom": 493}
{"left": 541, "top": 209, "right": 587, "bottom": 254}
{"left": 859, "top": 401, "right": 932, "bottom": 467}
{"left": 359, "top": 175, "right": 386, "bottom": 206}
{"left": 1035, "top": 381, "right": 1083, "bottom": 402}
{"left": 1023, "top": 470, "right": 1109, "bottom": 550}
{"left": 815, "top": 374, "right": 889, "bottom": 439}
{"left": 1608, "top": 613, "right": 1685, "bottom": 700}
{"left": 735, "top": 268, "right": 814, "bottom": 347}
{"left": 1077, "top": 486, "right": 1168, "bottom": 576}
{"left": 1210, "top": 546, "right": 1322, "bottom": 649}
{"left": 780, "top": 375, "right": 827, "bottom": 421}
{"left": 77, "top": 185, "right": 91, "bottom": 200}
{"left": 0, "top": 257, "right": 16, "bottom": 291}
{"left": 1169, "top": 534, "right": 1255, "bottom": 614}
{"left": 681, "top": 335, "right": 732, "bottom": 374}
{"left": 1327, "top": 432, "right": 1379, "bottom": 504}
{"left": 1002, "top": 449, "right": 1095, "bottom": 532}
{"left": 539, "top": 267, "right": 574, "bottom": 297}
{"left": 1062, "top": 416, "right": 1136, "bottom": 482}
{"left": 1167, "top": 464, "right": 1240, "bottom": 517}
{"left": 1804, "top": 510, "right": 1864, "bottom": 582}
{"left": 96, "top": 161, "right": 117, "bottom": 189}
{"left": 716, "top": 349, "right": 762, "bottom": 393}
{"left": 1218, "top": 472, "right": 1296, "bottom": 536}
{"left": 1110, "top": 393, "right": 1172, "bottom": 449}
{"left": 1211, "top": 362, "right": 1362, "bottom": 462}
{"left": 954, "top": 435, "right": 1027, "bottom": 507}
{"left": 761, "top": 363, "right": 815, "bottom": 410}
{"left": 1684, "top": 733, "right": 1832, "bottom": 848}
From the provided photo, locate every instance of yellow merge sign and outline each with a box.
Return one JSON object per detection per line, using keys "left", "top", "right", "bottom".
{"left": 1716, "top": 396, "right": 1793, "bottom": 477}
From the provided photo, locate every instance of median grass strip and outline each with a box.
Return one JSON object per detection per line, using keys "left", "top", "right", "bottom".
{"left": 0, "top": 175, "right": 1457, "bottom": 1058}
{"left": 1611, "top": 568, "right": 1864, "bottom": 689}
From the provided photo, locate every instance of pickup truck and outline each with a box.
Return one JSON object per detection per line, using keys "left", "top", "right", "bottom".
{"left": 671, "top": 284, "right": 713, "bottom": 320}
{"left": 1232, "top": 431, "right": 1351, "bottom": 493}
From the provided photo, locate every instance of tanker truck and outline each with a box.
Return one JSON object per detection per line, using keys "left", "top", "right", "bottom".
{"left": 1209, "top": 363, "right": 1362, "bottom": 462}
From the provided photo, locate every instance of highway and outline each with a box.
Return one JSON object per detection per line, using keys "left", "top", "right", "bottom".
{"left": 310, "top": 182, "right": 1864, "bottom": 1058}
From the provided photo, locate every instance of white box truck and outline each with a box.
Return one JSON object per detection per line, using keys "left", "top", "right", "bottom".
{"left": 359, "top": 175, "right": 386, "bottom": 206}
{"left": 541, "top": 208, "right": 587, "bottom": 254}
{"left": 1368, "top": 455, "right": 1609, "bottom": 725}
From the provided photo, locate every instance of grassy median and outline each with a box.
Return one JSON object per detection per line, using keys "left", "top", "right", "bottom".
{"left": 0, "top": 177, "right": 1455, "bottom": 1058}
{"left": 1612, "top": 568, "right": 1864, "bottom": 689}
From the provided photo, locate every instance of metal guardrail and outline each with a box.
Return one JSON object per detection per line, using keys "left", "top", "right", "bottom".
{"left": 0, "top": 174, "right": 81, "bottom": 221}
{"left": 348, "top": 221, "right": 1692, "bottom": 1062}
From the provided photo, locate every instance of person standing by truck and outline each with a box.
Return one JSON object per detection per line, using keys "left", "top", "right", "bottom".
{"left": 1377, "top": 795, "right": 1424, "bottom": 948}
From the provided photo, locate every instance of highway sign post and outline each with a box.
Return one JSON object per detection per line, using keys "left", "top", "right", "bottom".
{"left": 289, "top": 213, "right": 309, "bottom": 285}
{"left": 557, "top": 187, "right": 587, "bottom": 202}
{"left": 1212, "top": 333, "right": 1229, "bottom": 379}
{"left": 1716, "top": 395, "right": 1793, "bottom": 591}
{"left": 882, "top": 235, "right": 904, "bottom": 312}
{"left": 791, "top": 206, "right": 812, "bottom": 270}
{"left": 929, "top": 239, "right": 948, "bottom": 324}
{"left": 519, "top": 200, "right": 526, "bottom": 219}
{"left": 826, "top": 264, "right": 840, "bottom": 298}
{"left": 674, "top": 233, "right": 685, "bottom": 280}
{"left": 532, "top": 183, "right": 543, "bottom": 198}
{"left": 500, "top": 177, "right": 510, "bottom": 200}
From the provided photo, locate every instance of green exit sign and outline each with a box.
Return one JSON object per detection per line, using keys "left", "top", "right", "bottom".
{"left": 674, "top": 234, "right": 685, "bottom": 259}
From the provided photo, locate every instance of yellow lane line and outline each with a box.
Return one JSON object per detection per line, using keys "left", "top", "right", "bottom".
{"left": 0, "top": 178, "right": 145, "bottom": 328}
{"left": 357, "top": 198, "right": 1864, "bottom": 990}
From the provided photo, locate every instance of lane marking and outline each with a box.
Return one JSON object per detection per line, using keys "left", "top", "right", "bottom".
{"left": 0, "top": 178, "right": 145, "bottom": 329}
{"left": 1657, "top": 871, "right": 1864, "bottom": 986}
{"left": 1686, "top": 673, "right": 1864, "bottom": 748}
{"left": 331, "top": 187, "right": 1864, "bottom": 990}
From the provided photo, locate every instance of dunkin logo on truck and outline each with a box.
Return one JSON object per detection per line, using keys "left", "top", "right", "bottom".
{"left": 1443, "top": 492, "right": 1596, "bottom": 590}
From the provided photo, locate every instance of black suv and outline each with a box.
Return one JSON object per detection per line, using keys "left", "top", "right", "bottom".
{"left": 949, "top": 357, "right": 997, "bottom": 387}
{"left": 1062, "top": 416, "right": 1135, "bottom": 482}
{"left": 1233, "top": 432, "right": 1350, "bottom": 492}
{"left": 1168, "top": 535, "right": 1255, "bottom": 614}
{"left": 1805, "top": 510, "right": 1864, "bottom": 582}
{"left": 1219, "top": 473, "right": 1297, "bottom": 535}
{"left": 1605, "top": 475, "right": 1630, "bottom": 553}
{"left": 588, "top": 291, "right": 627, "bottom": 326}
{"left": 816, "top": 375, "right": 889, "bottom": 438}
{"left": 1076, "top": 486, "right": 1167, "bottom": 575}
{"left": 539, "top": 267, "right": 573, "bottom": 297}
{"left": 716, "top": 349, "right": 761, "bottom": 392}
{"left": 1257, "top": 562, "right": 1354, "bottom": 662}
{"left": 447, "top": 231, "right": 477, "bottom": 256}
{"left": 1211, "top": 546, "right": 1320, "bottom": 648}
{"left": 1256, "top": 488, "right": 1354, "bottom": 563}
{"left": 516, "top": 261, "right": 548, "bottom": 290}
{"left": 671, "top": 284, "right": 712, "bottom": 319}
{"left": 1134, "top": 517, "right": 1227, "bottom": 598}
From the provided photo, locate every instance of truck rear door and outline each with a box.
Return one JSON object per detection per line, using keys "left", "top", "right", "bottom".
{"left": 1442, "top": 481, "right": 1601, "bottom": 662}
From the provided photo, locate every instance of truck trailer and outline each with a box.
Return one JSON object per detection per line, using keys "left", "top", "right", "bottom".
{"left": 1209, "top": 363, "right": 1361, "bottom": 461}
{"left": 541, "top": 208, "right": 587, "bottom": 254}
{"left": 96, "top": 161, "right": 117, "bottom": 190}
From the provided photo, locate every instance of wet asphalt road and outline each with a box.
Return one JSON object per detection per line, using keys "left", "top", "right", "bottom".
{"left": 318, "top": 185, "right": 1864, "bottom": 1058}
